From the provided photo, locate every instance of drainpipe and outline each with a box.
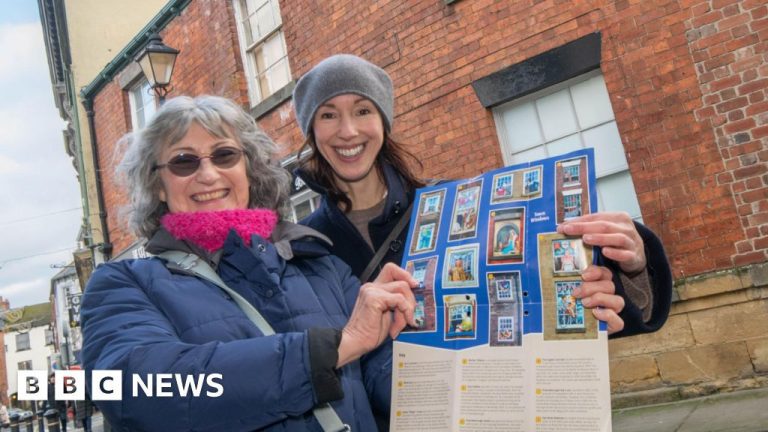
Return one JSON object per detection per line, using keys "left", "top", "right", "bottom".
{"left": 83, "top": 97, "right": 113, "bottom": 260}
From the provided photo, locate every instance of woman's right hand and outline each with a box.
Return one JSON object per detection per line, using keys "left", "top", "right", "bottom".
{"left": 337, "top": 263, "right": 418, "bottom": 368}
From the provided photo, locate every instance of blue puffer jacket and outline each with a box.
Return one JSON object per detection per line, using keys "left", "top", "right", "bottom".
{"left": 80, "top": 222, "right": 391, "bottom": 431}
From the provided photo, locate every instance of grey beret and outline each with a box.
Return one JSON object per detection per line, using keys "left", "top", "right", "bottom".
{"left": 293, "top": 54, "right": 394, "bottom": 137}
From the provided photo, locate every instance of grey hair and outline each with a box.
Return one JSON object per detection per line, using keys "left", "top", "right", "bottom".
{"left": 117, "top": 95, "right": 291, "bottom": 239}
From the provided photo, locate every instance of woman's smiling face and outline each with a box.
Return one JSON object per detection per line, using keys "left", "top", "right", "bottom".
{"left": 156, "top": 122, "right": 250, "bottom": 213}
{"left": 311, "top": 94, "right": 385, "bottom": 185}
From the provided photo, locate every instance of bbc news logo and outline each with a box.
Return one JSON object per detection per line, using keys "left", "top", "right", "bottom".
{"left": 18, "top": 370, "right": 223, "bottom": 401}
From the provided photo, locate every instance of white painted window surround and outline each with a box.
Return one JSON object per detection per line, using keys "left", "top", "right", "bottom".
{"left": 493, "top": 71, "right": 643, "bottom": 221}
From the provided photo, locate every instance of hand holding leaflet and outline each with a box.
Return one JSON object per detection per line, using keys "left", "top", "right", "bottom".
{"left": 338, "top": 263, "right": 419, "bottom": 367}
{"left": 575, "top": 265, "right": 626, "bottom": 334}
{"left": 557, "top": 211, "right": 647, "bottom": 275}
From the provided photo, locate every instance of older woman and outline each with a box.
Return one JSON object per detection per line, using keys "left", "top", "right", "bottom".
{"left": 80, "top": 95, "right": 417, "bottom": 431}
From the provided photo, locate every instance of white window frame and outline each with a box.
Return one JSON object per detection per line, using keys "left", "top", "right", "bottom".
{"left": 128, "top": 78, "right": 157, "bottom": 130}
{"left": 496, "top": 279, "right": 514, "bottom": 301}
{"left": 289, "top": 189, "right": 320, "bottom": 223}
{"left": 232, "top": 0, "right": 292, "bottom": 106}
{"left": 562, "top": 189, "right": 583, "bottom": 220}
{"left": 15, "top": 333, "right": 30, "bottom": 351}
{"left": 498, "top": 317, "right": 515, "bottom": 338}
{"left": 493, "top": 70, "right": 643, "bottom": 221}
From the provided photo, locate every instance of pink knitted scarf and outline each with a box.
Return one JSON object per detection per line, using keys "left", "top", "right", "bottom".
{"left": 160, "top": 209, "right": 278, "bottom": 253}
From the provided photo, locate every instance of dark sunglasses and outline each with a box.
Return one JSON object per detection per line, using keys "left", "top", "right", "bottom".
{"left": 153, "top": 147, "right": 244, "bottom": 177}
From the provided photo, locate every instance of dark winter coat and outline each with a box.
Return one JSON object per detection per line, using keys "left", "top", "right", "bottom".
{"left": 73, "top": 397, "right": 93, "bottom": 422}
{"left": 297, "top": 162, "right": 414, "bottom": 282}
{"left": 81, "top": 222, "right": 391, "bottom": 431}
{"left": 297, "top": 163, "right": 672, "bottom": 338}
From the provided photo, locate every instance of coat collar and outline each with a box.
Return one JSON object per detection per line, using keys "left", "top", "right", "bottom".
{"left": 295, "top": 161, "right": 410, "bottom": 222}
{"left": 145, "top": 220, "right": 333, "bottom": 265}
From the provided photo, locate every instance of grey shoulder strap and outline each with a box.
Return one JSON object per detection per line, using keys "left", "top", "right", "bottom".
{"left": 359, "top": 179, "right": 442, "bottom": 283}
{"left": 158, "top": 251, "right": 350, "bottom": 432}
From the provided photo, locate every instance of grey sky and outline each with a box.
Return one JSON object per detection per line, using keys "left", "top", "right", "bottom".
{"left": 0, "top": 2, "right": 82, "bottom": 308}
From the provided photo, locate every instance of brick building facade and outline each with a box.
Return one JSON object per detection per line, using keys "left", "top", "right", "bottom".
{"left": 69, "top": 0, "right": 767, "bottom": 403}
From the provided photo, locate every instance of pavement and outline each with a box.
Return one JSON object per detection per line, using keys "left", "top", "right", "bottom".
{"left": 1, "top": 411, "right": 105, "bottom": 432}
{"left": 72, "top": 390, "right": 768, "bottom": 431}
{"left": 612, "top": 386, "right": 768, "bottom": 432}
{"left": 6, "top": 390, "right": 767, "bottom": 431}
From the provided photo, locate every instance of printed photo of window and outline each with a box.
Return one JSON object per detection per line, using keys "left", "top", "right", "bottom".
{"left": 448, "top": 179, "right": 483, "bottom": 241}
{"left": 563, "top": 163, "right": 581, "bottom": 187}
{"left": 555, "top": 280, "right": 586, "bottom": 333}
{"left": 422, "top": 193, "right": 441, "bottom": 215}
{"left": 444, "top": 294, "right": 477, "bottom": 340}
{"left": 443, "top": 244, "right": 480, "bottom": 288}
{"left": 563, "top": 190, "right": 583, "bottom": 220}
{"left": 404, "top": 257, "right": 438, "bottom": 333}
{"left": 498, "top": 316, "right": 515, "bottom": 342}
{"left": 409, "top": 189, "right": 446, "bottom": 255}
{"left": 487, "top": 208, "right": 525, "bottom": 264}
{"left": 496, "top": 279, "right": 513, "bottom": 300}
{"left": 491, "top": 173, "right": 514, "bottom": 203}
{"left": 551, "top": 238, "right": 587, "bottom": 276}
{"left": 487, "top": 271, "right": 522, "bottom": 347}
{"left": 523, "top": 168, "right": 541, "bottom": 196}
{"left": 415, "top": 223, "right": 436, "bottom": 252}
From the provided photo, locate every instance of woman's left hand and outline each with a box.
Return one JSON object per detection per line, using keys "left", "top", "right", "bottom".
{"left": 575, "top": 265, "right": 625, "bottom": 334}
{"left": 557, "top": 211, "right": 646, "bottom": 274}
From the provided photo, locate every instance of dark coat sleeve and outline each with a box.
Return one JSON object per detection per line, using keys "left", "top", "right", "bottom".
{"left": 328, "top": 256, "right": 393, "bottom": 419}
{"left": 601, "top": 222, "right": 673, "bottom": 338}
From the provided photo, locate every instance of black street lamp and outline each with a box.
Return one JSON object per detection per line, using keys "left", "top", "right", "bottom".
{"left": 135, "top": 33, "right": 180, "bottom": 103}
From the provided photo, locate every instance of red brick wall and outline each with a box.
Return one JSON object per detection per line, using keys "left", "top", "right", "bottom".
{"left": 93, "top": 0, "right": 248, "bottom": 255}
{"left": 93, "top": 0, "right": 766, "bottom": 277}
{"left": 93, "top": 83, "right": 132, "bottom": 254}
{"left": 269, "top": 0, "right": 767, "bottom": 278}
{"left": 684, "top": 0, "right": 767, "bottom": 269}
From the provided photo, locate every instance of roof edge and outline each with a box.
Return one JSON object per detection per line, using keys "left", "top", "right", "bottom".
{"left": 80, "top": 0, "right": 192, "bottom": 100}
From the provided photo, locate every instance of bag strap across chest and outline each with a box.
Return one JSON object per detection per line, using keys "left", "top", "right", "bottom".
{"left": 158, "top": 250, "right": 351, "bottom": 432}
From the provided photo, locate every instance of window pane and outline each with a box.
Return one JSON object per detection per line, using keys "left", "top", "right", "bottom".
{"left": 572, "top": 74, "right": 614, "bottom": 129}
{"left": 536, "top": 89, "right": 577, "bottom": 141}
{"left": 266, "top": 58, "right": 290, "bottom": 95}
{"left": 129, "top": 79, "right": 156, "bottom": 130}
{"left": 545, "top": 133, "right": 582, "bottom": 158}
{"left": 256, "top": 3, "right": 277, "bottom": 36}
{"left": 289, "top": 188, "right": 320, "bottom": 222}
{"left": 141, "top": 81, "right": 156, "bottom": 125}
{"left": 245, "top": 0, "right": 260, "bottom": 14}
{"left": 271, "top": 0, "right": 283, "bottom": 26}
{"left": 16, "top": 333, "right": 30, "bottom": 351}
{"left": 236, "top": 0, "right": 289, "bottom": 106}
{"left": 251, "top": 31, "right": 288, "bottom": 101}
{"left": 293, "top": 200, "right": 313, "bottom": 221}
{"left": 493, "top": 71, "right": 642, "bottom": 221}
{"left": 509, "top": 145, "right": 547, "bottom": 164}
{"left": 596, "top": 171, "right": 642, "bottom": 221}
{"left": 500, "top": 102, "right": 542, "bottom": 152}
{"left": 582, "top": 121, "right": 628, "bottom": 177}
{"left": 262, "top": 31, "right": 283, "bottom": 63}
{"left": 247, "top": 53, "right": 263, "bottom": 101}
{"left": 248, "top": 13, "right": 261, "bottom": 41}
